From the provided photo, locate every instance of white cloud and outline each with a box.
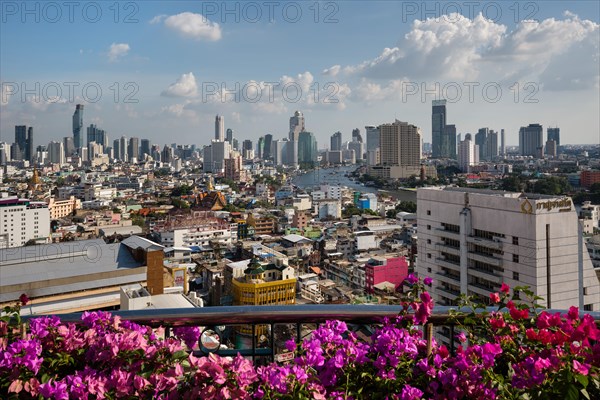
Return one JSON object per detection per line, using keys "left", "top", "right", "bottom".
{"left": 231, "top": 112, "right": 241, "bottom": 123}
{"left": 149, "top": 14, "right": 167, "bottom": 24}
{"left": 108, "top": 43, "right": 130, "bottom": 62}
{"left": 161, "top": 72, "right": 199, "bottom": 98}
{"left": 163, "top": 12, "right": 222, "bottom": 41}
{"left": 337, "top": 12, "right": 598, "bottom": 90}
{"left": 322, "top": 65, "right": 341, "bottom": 77}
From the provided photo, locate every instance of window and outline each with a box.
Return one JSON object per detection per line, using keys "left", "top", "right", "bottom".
{"left": 427, "top": 267, "right": 432, "bottom": 273}
{"left": 513, "top": 236, "right": 519, "bottom": 245}
{"left": 584, "top": 287, "right": 588, "bottom": 295}
{"left": 427, "top": 225, "right": 431, "bottom": 230}
{"left": 427, "top": 210, "right": 431, "bottom": 215}
{"left": 427, "top": 253, "right": 432, "bottom": 259}
{"left": 427, "top": 239, "right": 431, "bottom": 244}
{"left": 584, "top": 304, "right": 593, "bottom": 311}
{"left": 513, "top": 271, "right": 520, "bottom": 280}
{"left": 513, "top": 254, "right": 519, "bottom": 263}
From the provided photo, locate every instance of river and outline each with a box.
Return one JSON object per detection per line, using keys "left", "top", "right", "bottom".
{"left": 291, "top": 166, "right": 417, "bottom": 202}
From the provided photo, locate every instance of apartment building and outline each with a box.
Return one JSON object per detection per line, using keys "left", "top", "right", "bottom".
{"left": 0, "top": 196, "right": 50, "bottom": 248}
{"left": 416, "top": 187, "right": 600, "bottom": 310}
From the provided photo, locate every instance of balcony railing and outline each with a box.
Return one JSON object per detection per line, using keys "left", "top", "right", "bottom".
{"left": 23, "top": 305, "right": 600, "bottom": 362}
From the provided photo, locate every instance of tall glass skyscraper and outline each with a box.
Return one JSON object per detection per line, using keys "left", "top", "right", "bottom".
{"left": 72, "top": 104, "right": 84, "bottom": 149}
{"left": 298, "top": 131, "right": 317, "bottom": 166}
{"left": 215, "top": 115, "right": 224, "bottom": 141}
{"left": 431, "top": 100, "right": 446, "bottom": 158}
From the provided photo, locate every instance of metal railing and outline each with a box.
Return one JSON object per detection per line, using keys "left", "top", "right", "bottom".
{"left": 23, "top": 305, "right": 600, "bottom": 362}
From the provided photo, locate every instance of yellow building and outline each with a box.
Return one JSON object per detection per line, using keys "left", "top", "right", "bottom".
{"left": 230, "top": 257, "right": 296, "bottom": 336}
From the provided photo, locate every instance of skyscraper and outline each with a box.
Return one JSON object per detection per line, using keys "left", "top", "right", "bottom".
{"left": 519, "top": 124, "right": 543, "bottom": 157}
{"left": 431, "top": 100, "right": 446, "bottom": 158}
{"left": 378, "top": 120, "right": 421, "bottom": 166}
{"left": 226, "top": 128, "right": 234, "bottom": 144}
{"left": 86, "top": 124, "right": 107, "bottom": 148}
{"left": 547, "top": 127, "right": 560, "bottom": 154}
{"left": 128, "top": 137, "right": 140, "bottom": 161}
{"left": 257, "top": 136, "right": 265, "bottom": 159}
{"left": 486, "top": 130, "right": 498, "bottom": 160}
{"left": 119, "top": 136, "right": 128, "bottom": 162}
{"left": 140, "top": 139, "right": 151, "bottom": 159}
{"left": 352, "top": 128, "right": 363, "bottom": 143}
{"left": 444, "top": 124, "right": 457, "bottom": 159}
{"left": 73, "top": 104, "right": 84, "bottom": 149}
{"left": 48, "top": 141, "right": 64, "bottom": 165}
{"left": 289, "top": 111, "right": 305, "bottom": 141}
{"left": 242, "top": 139, "right": 253, "bottom": 152}
{"left": 14, "top": 125, "right": 33, "bottom": 162}
{"left": 365, "top": 126, "right": 380, "bottom": 152}
{"left": 298, "top": 131, "right": 318, "bottom": 166}
{"left": 500, "top": 129, "right": 505, "bottom": 156}
{"left": 458, "top": 137, "right": 478, "bottom": 172}
{"left": 215, "top": 115, "right": 225, "bottom": 141}
{"left": 330, "top": 131, "right": 342, "bottom": 151}
{"left": 263, "top": 134, "right": 273, "bottom": 160}
{"left": 475, "top": 128, "right": 489, "bottom": 161}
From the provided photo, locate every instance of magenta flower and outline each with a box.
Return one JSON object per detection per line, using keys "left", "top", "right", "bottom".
{"left": 423, "top": 276, "right": 433, "bottom": 285}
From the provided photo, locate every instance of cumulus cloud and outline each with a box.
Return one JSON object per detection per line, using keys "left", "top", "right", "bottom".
{"left": 108, "top": 43, "right": 130, "bottom": 62}
{"left": 161, "top": 72, "right": 199, "bottom": 98}
{"left": 337, "top": 12, "right": 598, "bottom": 90}
{"left": 161, "top": 12, "right": 222, "bottom": 41}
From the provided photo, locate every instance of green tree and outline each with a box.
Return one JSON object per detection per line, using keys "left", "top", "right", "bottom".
{"left": 530, "top": 176, "right": 571, "bottom": 195}
{"left": 501, "top": 175, "right": 527, "bottom": 192}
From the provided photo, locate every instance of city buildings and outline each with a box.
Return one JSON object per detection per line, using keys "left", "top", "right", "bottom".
{"left": 0, "top": 195, "right": 50, "bottom": 248}
{"left": 331, "top": 131, "right": 342, "bottom": 151}
{"left": 416, "top": 187, "right": 600, "bottom": 311}
{"left": 15, "top": 125, "right": 33, "bottom": 162}
{"left": 431, "top": 100, "right": 456, "bottom": 159}
{"left": 548, "top": 127, "right": 560, "bottom": 153}
{"left": 72, "top": 104, "right": 84, "bottom": 149}
{"left": 457, "top": 136, "right": 479, "bottom": 172}
{"left": 215, "top": 115, "right": 225, "bottom": 141}
{"left": 289, "top": 110, "right": 305, "bottom": 141}
{"left": 519, "top": 124, "right": 544, "bottom": 157}
{"left": 365, "top": 125, "right": 380, "bottom": 152}
{"left": 298, "top": 131, "right": 318, "bottom": 166}
{"left": 365, "top": 256, "right": 409, "bottom": 293}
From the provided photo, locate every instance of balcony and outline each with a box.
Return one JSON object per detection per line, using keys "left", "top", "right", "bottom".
{"left": 435, "top": 228, "right": 460, "bottom": 240}
{"left": 435, "top": 271, "right": 461, "bottom": 285}
{"left": 436, "top": 286, "right": 461, "bottom": 300}
{"left": 467, "top": 235, "right": 503, "bottom": 251}
{"left": 435, "top": 243, "right": 460, "bottom": 257}
{"left": 468, "top": 251, "right": 503, "bottom": 267}
{"left": 468, "top": 267, "right": 503, "bottom": 284}
{"left": 435, "top": 257, "right": 461, "bottom": 272}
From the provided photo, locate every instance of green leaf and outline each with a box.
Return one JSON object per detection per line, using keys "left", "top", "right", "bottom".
{"left": 575, "top": 374, "right": 589, "bottom": 388}
{"left": 566, "top": 384, "right": 580, "bottom": 400}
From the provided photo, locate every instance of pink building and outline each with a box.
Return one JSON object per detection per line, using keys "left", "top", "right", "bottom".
{"left": 365, "top": 256, "right": 409, "bottom": 293}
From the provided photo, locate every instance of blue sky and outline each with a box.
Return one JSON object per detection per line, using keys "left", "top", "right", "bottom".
{"left": 1, "top": 1, "right": 599, "bottom": 148}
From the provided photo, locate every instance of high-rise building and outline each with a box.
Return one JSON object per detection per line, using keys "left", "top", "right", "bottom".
{"left": 546, "top": 140, "right": 557, "bottom": 158}
{"left": 352, "top": 128, "right": 363, "bottom": 143}
{"left": 444, "top": 124, "right": 457, "bottom": 159}
{"left": 475, "top": 128, "right": 488, "bottom": 161}
{"left": 226, "top": 128, "right": 234, "bottom": 144}
{"left": 416, "top": 187, "right": 600, "bottom": 311}
{"left": 86, "top": 124, "right": 107, "bottom": 148}
{"left": 140, "top": 139, "right": 151, "bottom": 159}
{"left": 263, "top": 134, "right": 273, "bottom": 160}
{"left": 547, "top": 127, "right": 560, "bottom": 154}
{"left": 48, "top": 141, "right": 65, "bottom": 165}
{"left": 289, "top": 111, "right": 305, "bottom": 141}
{"left": 63, "top": 137, "right": 74, "bottom": 158}
{"left": 500, "top": 129, "right": 506, "bottom": 156}
{"left": 14, "top": 126, "right": 33, "bottom": 162}
{"left": 457, "top": 138, "right": 478, "bottom": 172}
{"left": 272, "top": 139, "right": 284, "bottom": 166}
{"left": 73, "top": 104, "right": 84, "bottom": 149}
{"left": 0, "top": 142, "right": 11, "bottom": 164}
{"left": 486, "top": 130, "right": 498, "bottom": 160}
{"left": 257, "top": 136, "right": 265, "bottom": 159}
{"left": 215, "top": 115, "right": 225, "bottom": 141}
{"left": 113, "top": 139, "right": 120, "bottom": 161}
{"left": 224, "top": 151, "right": 243, "bottom": 181}
{"left": 348, "top": 140, "right": 365, "bottom": 162}
{"left": 378, "top": 120, "right": 421, "bottom": 166}
{"left": 298, "top": 131, "right": 318, "bottom": 166}
{"left": 242, "top": 140, "right": 253, "bottom": 153}
{"left": 118, "top": 136, "right": 128, "bottom": 162}
{"left": 128, "top": 137, "right": 139, "bottom": 162}
{"left": 203, "top": 140, "right": 231, "bottom": 172}
{"left": 519, "top": 124, "right": 543, "bottom": 157}
{"left": 431, "top": 100, "right": 446, "bottom": 158}
{"left": 330, "top": 131, "right": 342, "bottom": 151}
{"left": 162, "top": 145, "right": 174, "bottom": 164}
{"left": 366, "top": 125, "right": 380, "bottom": 152}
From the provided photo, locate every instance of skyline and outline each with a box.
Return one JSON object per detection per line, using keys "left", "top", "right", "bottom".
{"left": 1, "top": 1, "right": 599, "bottom": 146}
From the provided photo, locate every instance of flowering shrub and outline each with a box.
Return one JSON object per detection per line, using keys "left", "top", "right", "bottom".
{"left": 1, "top": 277, "right": 599, "bottom": 399}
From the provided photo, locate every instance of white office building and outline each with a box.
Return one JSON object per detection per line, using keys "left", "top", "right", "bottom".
{"left": 416, "top": 187, "right": 600, "bottom": 311}
{"left": 0, "top": 196, "right": 50, "bottom": 248}
{"left": 457, "top": 138, "right": 479, "bottom": 172}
